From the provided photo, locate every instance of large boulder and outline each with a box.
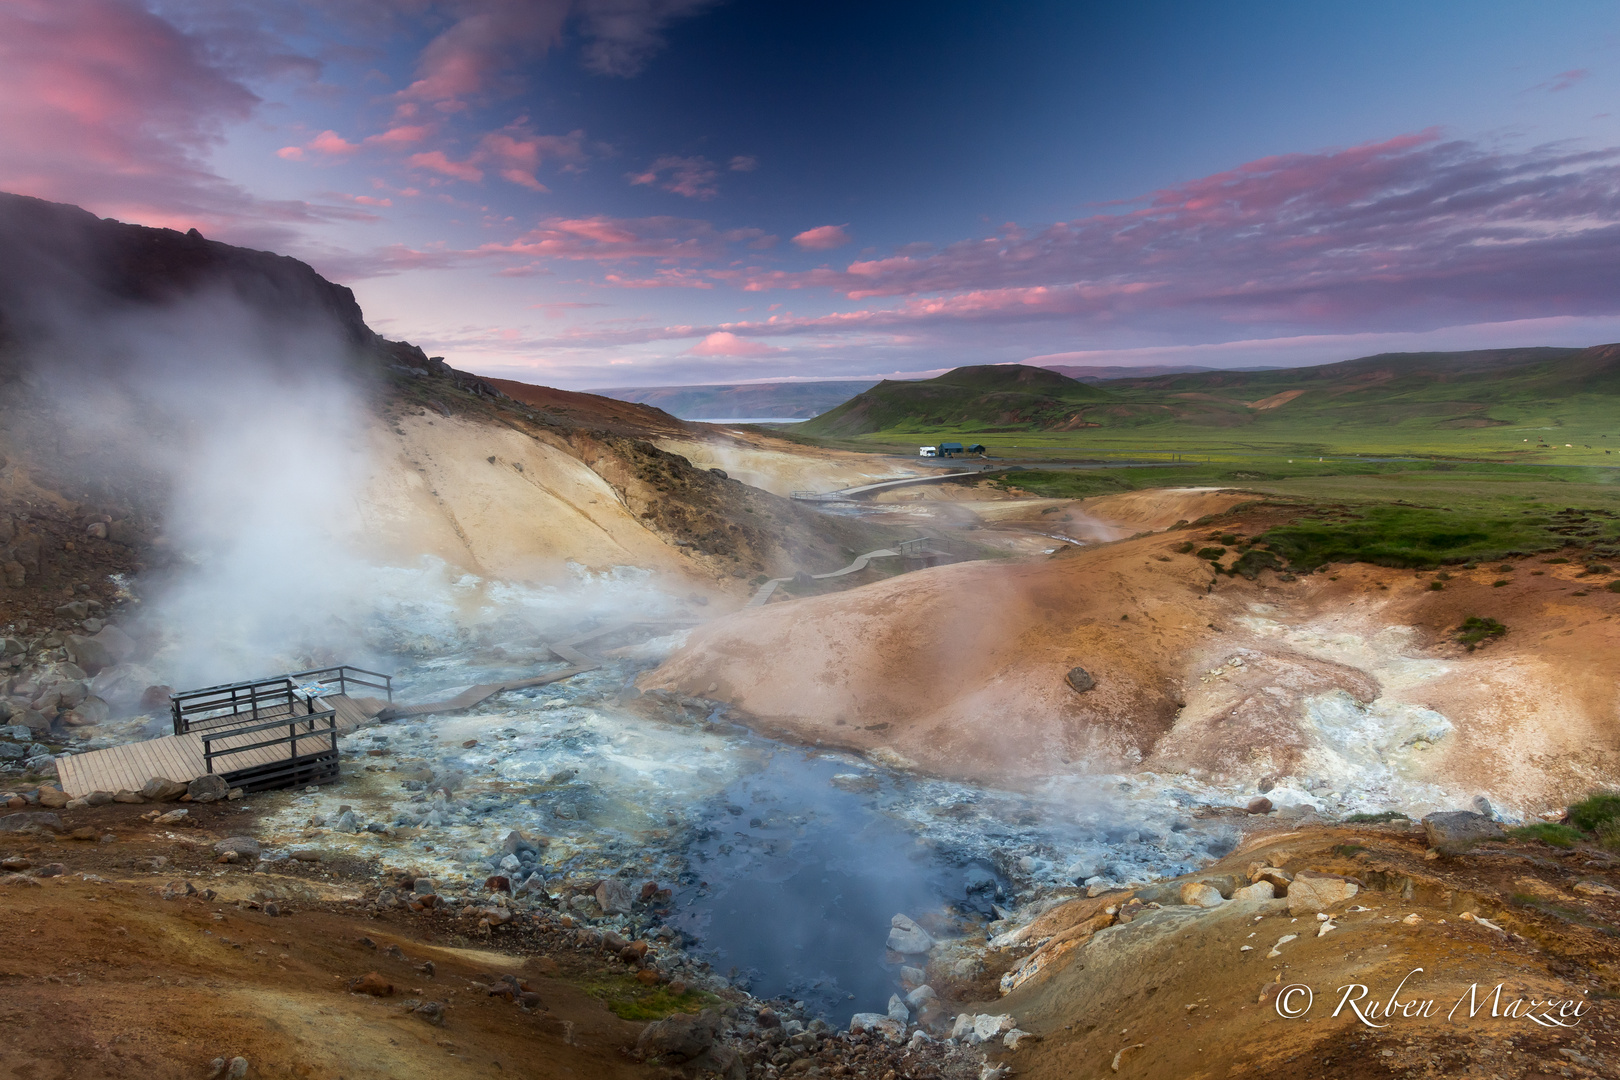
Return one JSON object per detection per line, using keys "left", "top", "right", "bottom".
{"left": 140, "top": 777, "right": 187, "bottom": 802}
{"left": 1422, "top": 811, "right": 1505, "bottom": 854}
{"left": 0, "top": 811, "right": 63, "bottom": 831}
{"left": 63, "top": 635, "right": 114, "bottom": 675}
{"left": 887, "top": 913, "right": 934, "bottom": 954}
{"left": 1179, "top": 882, "right": 1225, "bottom": 908}
{"left": 1232, "top": 880, "right": 1276, "bottom": 901}
{"left": 636, "top": 1010, "right": 719, "bottom": 1062}
{"left": 36, "top": 785, "right": 69, "bottom": 808}
{"left": 214, "top": 836, "right": 261, "bottom": 860}
{"left": 1286, "top": 871, "right": 1359, "bottom": 915}
{"left": 187, "top": 774, "right": 229, "bottom": 801}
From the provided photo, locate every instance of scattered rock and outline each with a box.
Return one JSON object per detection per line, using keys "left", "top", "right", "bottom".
{"left": 1246, "top": 797, "right": 1274, "bottom": 814}
{"left": 413, "top": 1000, "right": 445, "bottom": 1026}
{"left": 887, "top": 913, "right": 934, "bottom": 954}
{"left": 1232, "top": 880, "right": 1276, "bottom": 901}
{"left": 850, "top": 1013, "right": 905, "bottom": 1042}
{"left": 1179, "top": 882, "right": 1225, "bottom": 908}
{"left": 637, "top": 1010, "right": 719, "bottom": 1062}
{"left": 412, "top": 878, "right": 435, "bottom": 896}
{"left": 160, "top": 880, "right": 196, "bottom": 900}
{"left": 1286, "top": 871, "right": 1359, "bottom": 915}
{"left": 36, "top": 786, "right": 69, "bottom": 809}
{"left": 1422, "top": 811, "right": 1505, "bottom": 855}
{"left": 596, "top": 877, "right": 634, "bottom": 915}
{"left": 0, "top": 811, "right": 62, "bottom": 832}
{"left": 349, "top": 972, "right": 394, "bottom": 996}
{"left": 1064, "top": 666, "right": 1096, "bottom": 693}
{"left": 1004, "top": 1029, "right": 1039, "bottom": 1050}
{"left": 112, "top": 790, "right": 145, "bottom": 804}
{"left": 1574, "top": 881, "right": 1620, "bottom": 898}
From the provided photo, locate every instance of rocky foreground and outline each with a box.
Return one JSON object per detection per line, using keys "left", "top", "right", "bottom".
{"left": 6, "top": 782, "right": 1620, "bottom": 1079}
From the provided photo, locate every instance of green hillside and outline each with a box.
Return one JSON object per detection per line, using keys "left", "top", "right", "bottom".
{"left": 797, "top": 364, "right": 1113, "bottom": 436}
{"left": 789, "top": 347, "right": 1620, "bottom": 463}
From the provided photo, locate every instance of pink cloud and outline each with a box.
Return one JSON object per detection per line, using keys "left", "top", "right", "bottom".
{"left": 792, "top": 224, "right": 851, "bottom": 250}
{"left": 628, "top": 155, "right": 720, "bottom": 198}
{"left": 706, "top": 133, "right": 1620, "bottom": 337}
{"left": 0, "top": 0, "right": 263, "bottom": 230}
{"left": 475, "top": 124, "right": 586, "bottom": 190}
{"left": 365, "top": 124, "right": 435, "bottom": 147}
{"left": 1532, "top": 69, "right": 1589, "bottom": 93}
{"left": 308, "top": 130, "right": 360, "bottom": 155}
{"left": 687, "top": 332, "right": 784, "bottom": 356}
{"left": 604, "top": 269, "right": 715, "bottom": 289}
{"left": 728, "top": 155, "right": 758, "bottom": 172}
{"left": 480, "top": 214, "right": 734, "bottom": 261}
{"left": 407, "top": 150, "right": 485, "bottom": 183}
{"left": 395, "top": 0, "right": 716, "bottom": 109}
{"left": 276, "top": 146, "right": 304, "bottom": 160}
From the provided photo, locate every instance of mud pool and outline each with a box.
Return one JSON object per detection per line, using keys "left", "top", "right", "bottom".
{"left": 254, "top": 633, "right": 1246, "bottom": 1019}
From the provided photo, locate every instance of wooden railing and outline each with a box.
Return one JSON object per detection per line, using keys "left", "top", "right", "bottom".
{"left": 201, "top": 707, "right": 337, "bottom": 776}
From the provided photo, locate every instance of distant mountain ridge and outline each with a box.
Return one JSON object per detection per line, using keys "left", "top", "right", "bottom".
{"left": 592, "top": 379, "right": 881, "bottom": 419}
{"left": 799, "top": 364, "right": 1113, "bottom": 436}
{"left": 794, "top": 347, "right": 1620, "bottom": 438}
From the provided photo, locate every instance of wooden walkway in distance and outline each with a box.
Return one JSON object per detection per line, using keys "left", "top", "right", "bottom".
{"left": 748, "top": 549, "right": 901, "bottom": 606}
{"left": 57, "top": 693, "right": 388, "bottom": 798}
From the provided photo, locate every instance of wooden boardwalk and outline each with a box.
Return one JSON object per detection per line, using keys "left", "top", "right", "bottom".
{"left": 57, "top": 693, "right": 387, "bottom": 798}
{"left": 55, "top": 620, "right": 693, "bottom": 797}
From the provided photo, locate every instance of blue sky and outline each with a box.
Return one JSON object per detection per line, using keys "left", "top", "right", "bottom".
{"left": 5, "top": 0, "right": 1620, "bottom": 387}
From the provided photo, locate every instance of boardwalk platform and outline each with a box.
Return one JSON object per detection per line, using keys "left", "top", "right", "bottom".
{"left": 54, "top": 622, "right": 695, "bottom": 798}
{"left": 56, "top": 692, "right": 388, "bottom": 798}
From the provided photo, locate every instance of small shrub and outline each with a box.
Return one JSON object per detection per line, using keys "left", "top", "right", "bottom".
{"left": 1174, "top": 541, "right": 1194, "bottom": 554}
{"left": 1598, "top": 820, "right": 1620, "bottom": 852}
{"left": 1544, "top": 557, "right": 1570, "bottom": 564}
{"left": 1584, "top": 563, "right": 1613, "bottom": 575}
{"left": 1492, "top": 580, "right": 1509, "bottom": 587}
{"left": 1607, "top": 580, "right": 1620, "bottom": 593}
{"left": 1455, "top": 616, "right": 1505, "bottom": 648}
{"left": 1429, "top": 581, "right": 1444, "bottom": 591}
{"left": 1218, "top": 533, "right": 1239, "bottom": 545}
{"left": 1570, "top": 792, "right": 1620, "bottom": 832}
{"left": 1228, "top": 548, "right": 1283, "bottom": 579}
{"left": 1507, "top": 822, "right": 1582, "bottom": 849}
{"left": 1496, "top": 564, "right": 1514, "bottom": 573}
{"left": 1436, "top": 571, "right": 1452, "bottom": 581}
{"left": 1196, "top": 547, "right": 1227, "bottom": 560}
{"left": 1343, "top": 810, "right": 1409, "bottom": 824}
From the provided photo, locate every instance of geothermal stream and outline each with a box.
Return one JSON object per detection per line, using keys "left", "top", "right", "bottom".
{"left": 219, "top": 622, "right": 1248, "bottom": 1021}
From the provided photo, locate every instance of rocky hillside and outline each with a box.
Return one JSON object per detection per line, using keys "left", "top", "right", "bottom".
{"left": 0, "top": 193, "right": 903, "bottom": 643}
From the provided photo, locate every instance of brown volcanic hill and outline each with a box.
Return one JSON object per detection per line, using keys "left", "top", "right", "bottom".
{"left": 485, "top": 377, "right": 695, "bottom": 437}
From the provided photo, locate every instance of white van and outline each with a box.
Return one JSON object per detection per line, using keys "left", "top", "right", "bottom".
{"left": 918, "top": 446, "right": 937, "bottom": 457}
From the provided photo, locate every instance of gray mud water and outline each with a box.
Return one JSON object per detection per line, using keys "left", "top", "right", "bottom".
{"left": 258, "top": 638, "right": 1242, "bottom": 1020}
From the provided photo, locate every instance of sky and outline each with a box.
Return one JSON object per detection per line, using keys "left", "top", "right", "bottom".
{"left": 5, "top": 1, "right": 1620, "bottom": 389}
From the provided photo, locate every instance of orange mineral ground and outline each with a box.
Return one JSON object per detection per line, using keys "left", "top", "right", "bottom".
{"left": 645, "top": 500, "right": 1620, "bottom": 815}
